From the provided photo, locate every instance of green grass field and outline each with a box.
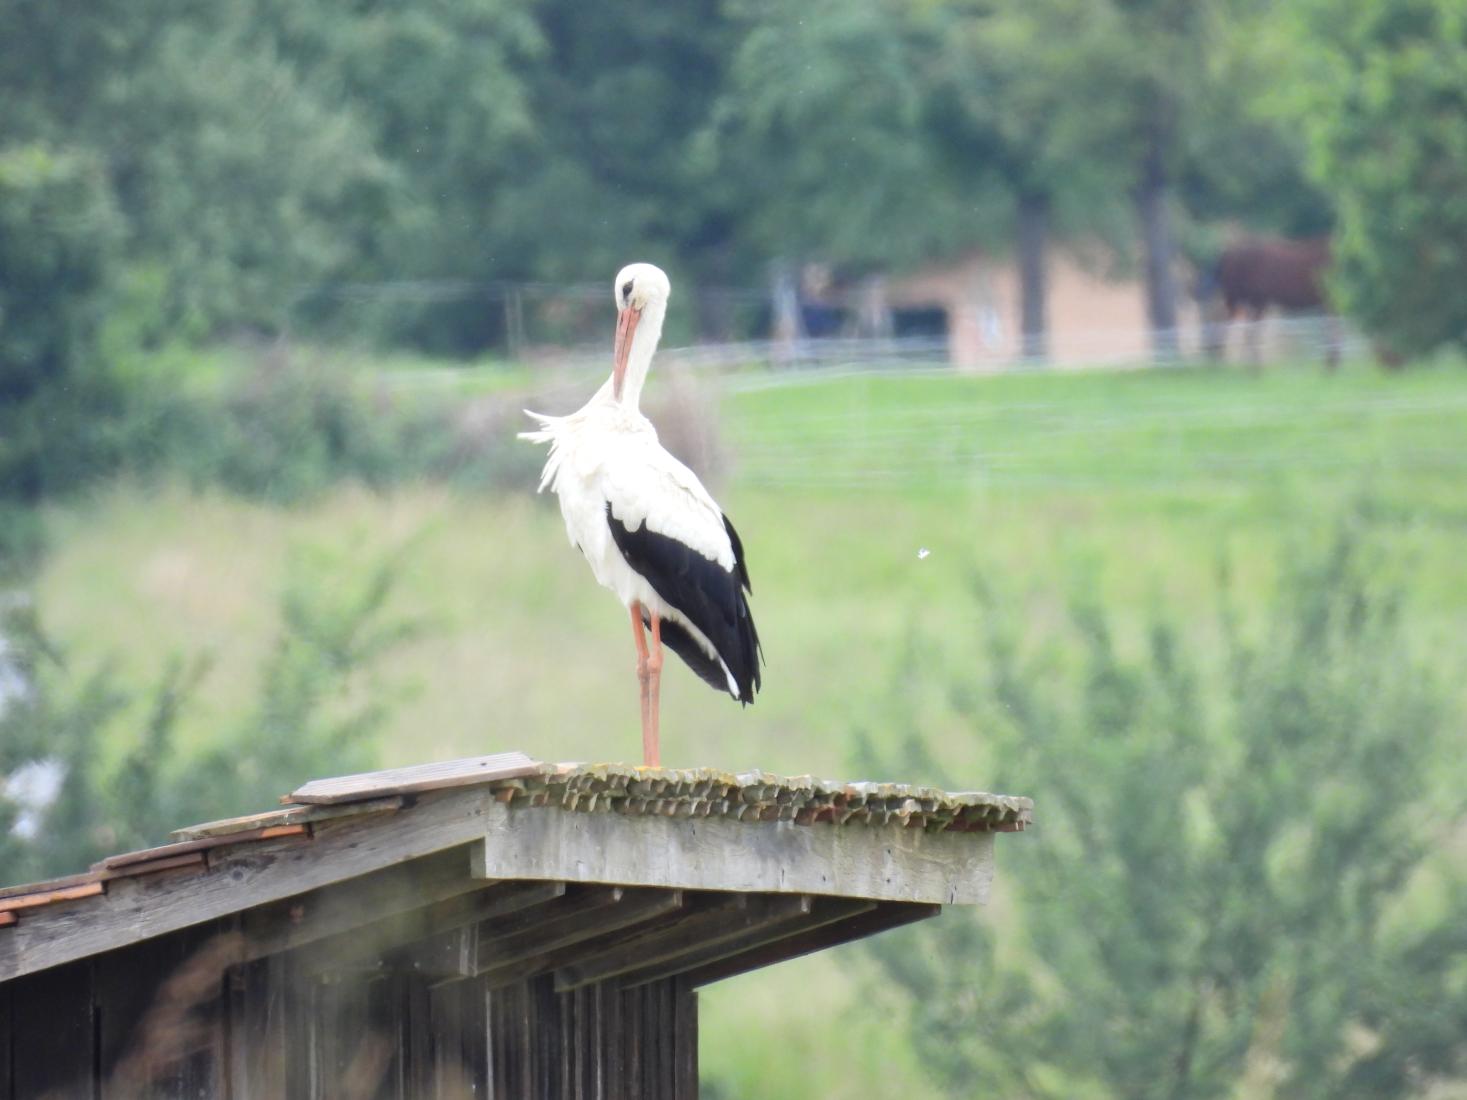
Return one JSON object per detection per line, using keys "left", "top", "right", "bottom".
{"left": 31, "top": 359, "right": 1467, "bottom": 1096}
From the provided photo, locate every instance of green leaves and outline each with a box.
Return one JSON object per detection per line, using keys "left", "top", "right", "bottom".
{"left": 870, "top": 514, "right": 1467, "bottom": 1097}
{"left": 1267, "top": 0, "right": 1467, "bottom": 357}
{"left": 0, "top": 544, "right": 416, "bottom": 884}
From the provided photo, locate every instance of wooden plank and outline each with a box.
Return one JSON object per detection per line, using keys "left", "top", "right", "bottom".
{"left": 102, "top": 851, "right": 207, "bottom": 881}
{"left": 95, "top": 925, "right": 231, "bottom": 1098}
{"left": 674, "top": 977, "right": 697, "bottom": 1100}
{"left": 431, "top": 978, "right": 487, "bottom": 1096}
{"left": 94, "top": 825, "right": 308, "bottom": 871}
{"left": 287, "top": 752, "right": 543, "bottom": 805}
{"left": 0, "top": 787, "right": 505, "bottom": 982}
{"left": 228, "top": 954, "right": 289, "bottom": 1099}
{"left": 474, "top": 889, "right": 684, "bottom": 988}
{"left": 172, "top": 796, "right": 404, "bottom": 840}
{"left": 11, "top": 960, "right": 94, "bottom": 1098}
{"left": 475, "top": 800, "right": 997, "bottom": 905}
{"left": 0, "top": 911, "right": 15, "bottom": 927}
{"left": 0, "top": 980, "right": 11, "bottom": 1100}
{"left": 554, "top": 894, "right": 811, "bottom": 992}
{"left": 620, "top": 896, "right": 876, "bottom": 989}
{"left": 623, "top": 984, "right": 641, "bottom": 1100}
{"left": 301, "top": 879, "right": 566, "bottom": 978}
{"left": 404, "top": 971, "right": 435, "bottom": 1100}
{"left": 685, "top": 901, "right": 941, "bottom": 987}
{"left": 0, "top": 880, "right": 104, "bottom": 914}
{"left": 0, "top": 870, "right": 99, "bottom": 902}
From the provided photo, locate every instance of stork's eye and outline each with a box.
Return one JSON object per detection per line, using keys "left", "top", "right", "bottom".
{"left": 622, "top": 280, "right": 634, "bottom": 302}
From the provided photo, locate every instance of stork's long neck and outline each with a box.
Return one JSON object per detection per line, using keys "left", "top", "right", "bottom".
{"left": 606, "top": 297, "right": 666, "bottom": 411}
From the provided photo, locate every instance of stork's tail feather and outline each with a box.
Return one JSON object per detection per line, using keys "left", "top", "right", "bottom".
{"left": 517, "top": 409, "right": 557, "bottom": 444}
{"left": 519, "top": 410, "right": 566, "bottom": 493}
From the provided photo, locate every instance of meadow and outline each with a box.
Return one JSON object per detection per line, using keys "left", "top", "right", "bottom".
{"left": 28, "top": 357, "right": 1467, "bottom": 1095}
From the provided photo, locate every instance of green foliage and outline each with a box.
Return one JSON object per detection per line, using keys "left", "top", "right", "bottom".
{"left": 0, "top": 548, "right": 414, "bottom": 885}
{"left": 110, "top": 352, "right": 540, "bottom": 503}
{"left": 867, "top": 517, "right": 1467, "bottom": 1097}
{"left": 1267, "top": 0, "right": 1467, "bottom": 358}
{"left": 0, "top": 145, "right": 119, "bottom": 402}
{"left": 0, "top": 144, "right": 125, "bottom": 502}
{"left": 705, "top": 0, "right": 980, "bottom": 271}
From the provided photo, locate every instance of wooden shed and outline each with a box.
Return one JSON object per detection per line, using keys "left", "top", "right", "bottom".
{"left": 0, "top": 753, "right": 1031, "bottom": 1098}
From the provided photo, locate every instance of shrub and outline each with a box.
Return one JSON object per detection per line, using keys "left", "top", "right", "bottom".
{"left": 866, "top": 516, "right": 1467, "bottom": 1098}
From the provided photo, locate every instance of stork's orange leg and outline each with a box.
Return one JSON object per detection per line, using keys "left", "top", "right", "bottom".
{"left": 630, "top": 603, "right": 653, "bottom": 764}
{"left": 646, "top": 613, "right": 663, "bottom": 768}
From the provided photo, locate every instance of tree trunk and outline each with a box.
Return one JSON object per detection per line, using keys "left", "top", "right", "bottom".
{"left": 1017, "top": 191, "right": 1050, "bottom": 364}
{"left": 1136, "top": 126, "right": 1179, "bottom": 363}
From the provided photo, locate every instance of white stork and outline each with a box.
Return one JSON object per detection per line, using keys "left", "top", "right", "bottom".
{"left": 519, "top": 263, "right": 762, "bottom": 766}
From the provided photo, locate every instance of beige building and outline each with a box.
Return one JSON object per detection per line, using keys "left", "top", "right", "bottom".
{"left": 887, "top": 247, "right": 1200, "bottom": 369}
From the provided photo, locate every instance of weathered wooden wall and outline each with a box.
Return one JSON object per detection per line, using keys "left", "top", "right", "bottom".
{"left": 0, "top": 935, "right": 696, "bottom": 1100}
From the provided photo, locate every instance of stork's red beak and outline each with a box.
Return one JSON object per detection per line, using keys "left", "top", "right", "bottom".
{"left": 612, "top": 305, "right": 641, "bottom": 400}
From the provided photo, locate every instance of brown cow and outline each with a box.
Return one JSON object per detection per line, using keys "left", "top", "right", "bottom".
{"left": 1201, "top": 236, "right": 1338, "bottom": 368}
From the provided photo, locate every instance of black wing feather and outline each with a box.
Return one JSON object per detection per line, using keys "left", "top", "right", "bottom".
{"left": 724, "top": 514, "right": 753, "bottom": 594}
{"left": 606, "top": 502, "right": 762, "bottom": 704}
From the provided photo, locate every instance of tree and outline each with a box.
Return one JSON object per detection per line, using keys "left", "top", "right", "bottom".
{"left": 0, "top": 1, "right": 389, "bottom": 338}
{"left": 920, "top": 0, "right": 1132, "bottom": 362}
{"left": 1265, "top": 0, "right": 1467, "bottom": 360}
{"left": 867, "top": 520, "right": 1467, "bottom": 1097}
{"left": 966, "top": 0, "right": 1271, "bottom": 362}
{"left": 701, "top": 0, "right": 987, "bottom": 279}
{"left": 0, "top": 144, "right": 122, "bottom": 500}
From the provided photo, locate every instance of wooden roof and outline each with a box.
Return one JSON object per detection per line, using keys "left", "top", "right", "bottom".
{"left": 0, "top": 754, "right": 1031, "bottom": 986}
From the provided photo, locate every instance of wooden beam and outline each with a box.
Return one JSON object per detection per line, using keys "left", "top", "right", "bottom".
{"left": 238, "top": 844, "right": 488, "bottom": 963}
{"left": 474, "top": 801, "right": 996, "bottom": 905}
{"left": 554, "top": 894, "right": 812, "bottom": 992}
{"left": 0, "top": 786, "right": 505, "bottom": 981}
{"left": 619, "top": 896, "right": 877, "bottom": 989}
{"left": 300, "top": 879, "right": 567, "bottom": 978}
{"left": 391, "top": 885, "right": 620, "bottom": 985}
{"left": 474, "top": 888, "right": 685, "bottom": 988}
{"left": 471, "top": 890, "right": 721, "bottom": 991}
{"left": 685, "top": 901, "right": 942, "bottom": 987}
{"left": 403, "top": 925, "right": 478, "bottom": 983}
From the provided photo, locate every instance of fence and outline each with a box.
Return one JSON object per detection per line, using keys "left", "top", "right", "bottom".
{"left": 287, "top": 278, "right": 1366, "bottom": 379}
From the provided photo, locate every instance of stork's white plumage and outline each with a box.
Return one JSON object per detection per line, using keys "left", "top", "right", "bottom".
{"left": 520, "top": 263, "right": 761, "bottom": 765}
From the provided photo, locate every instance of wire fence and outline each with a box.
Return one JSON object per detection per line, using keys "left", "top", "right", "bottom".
{"left": 287, "top": 278, "right": 1370, "bottom": 381}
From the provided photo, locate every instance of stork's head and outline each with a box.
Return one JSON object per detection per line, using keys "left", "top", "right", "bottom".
{"left": 612, "top": 263, "right": 671, "bottom": 401}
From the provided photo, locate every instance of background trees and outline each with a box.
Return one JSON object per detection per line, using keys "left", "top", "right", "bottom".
{"left": 1266, "top": 0, "right": 1467, "bottom": 360}
{"left": 4, "top": 0, "right": 1465, "bottom": 361}
{"left": 867, "top": 519, "right": 1467, "bottom": 1097}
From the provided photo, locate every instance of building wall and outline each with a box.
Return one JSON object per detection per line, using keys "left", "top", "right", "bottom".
{"left": 884, "top": 248, "right": 1203, "bottom": 369}
{"left": 0, "top": 928, "right": 697, "bottom": 1100}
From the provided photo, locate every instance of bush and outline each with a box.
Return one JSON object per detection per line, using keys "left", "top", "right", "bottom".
{"left": 102, "top": 349, "right": 541, "bottom": 504}
{"left": 865, "top": 515, "right": 1467, "bottom": 1098}
{"left": 0, "top": 547, "right": 416, "bottom": 885}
